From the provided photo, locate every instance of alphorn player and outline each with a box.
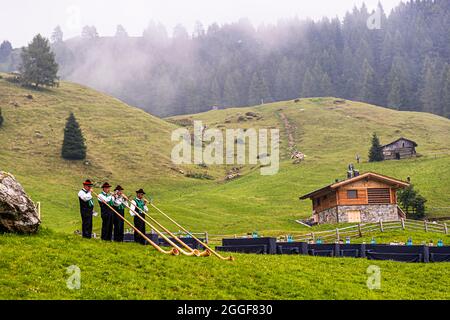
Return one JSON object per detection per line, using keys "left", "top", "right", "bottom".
{"left": 97, "top": 182, "right": 114, "bottom": 241}
{"left": 112, "top": 185, "right": 127, "bottom": 242}
{"left": 130, "top": 188, "right": 149, "bottom": 245}
{"left": 78, "top": 179, "right": 94, "bottom": 239}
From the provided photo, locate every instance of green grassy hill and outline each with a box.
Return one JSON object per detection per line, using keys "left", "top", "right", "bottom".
{"left": 1, "top": 76, "right": 450, "bottom": 235}
{"left": 1, "top": 77, "right": 450, "bottom": 300}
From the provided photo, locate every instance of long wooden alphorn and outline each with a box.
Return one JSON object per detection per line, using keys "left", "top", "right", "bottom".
{"left": 92, "top": 191, "right": 179, "bottom": 256}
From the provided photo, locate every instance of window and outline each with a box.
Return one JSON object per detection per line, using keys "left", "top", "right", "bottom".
{"left": 347, "top": 190, "right": 358, "bottom": 199}
{"left": 368, "top": 188, "right": 390, "bottom": 204}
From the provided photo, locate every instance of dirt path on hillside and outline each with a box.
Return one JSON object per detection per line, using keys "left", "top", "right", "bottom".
{"left": 278, "top": 112, "right": 296, "bottom": 150}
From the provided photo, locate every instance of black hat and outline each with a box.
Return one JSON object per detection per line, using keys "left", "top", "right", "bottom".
{"left": 102, "top": 182, "right": 112, "bottom": 189}
{"left": 135, "top": 188, "right": 146, "bottom": 195}
{"left": 83, "top": 179, "right": 93, "bottom": 186}
{"left": 114, "top": 185, "right": 124, "bottom": 191}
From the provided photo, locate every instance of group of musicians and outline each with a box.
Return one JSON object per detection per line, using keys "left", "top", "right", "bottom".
{"left": 78, "top": 179, "right": 149, "bottom": 244}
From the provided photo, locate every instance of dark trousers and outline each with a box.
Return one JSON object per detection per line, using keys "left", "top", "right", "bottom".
{"left": 80, "top": 209, "right": 93, "bottom": 239}
{"left": 101, "top": 207, "right": 114, "bottom": 241}
{"left": 134, "top": 213, "right": 146, "bottom": 245}
{"left": 113, "top": 207, "right": 125, "bottom": 242}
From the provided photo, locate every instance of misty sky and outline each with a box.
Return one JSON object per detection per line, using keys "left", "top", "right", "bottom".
{"left": 1, "top": 0, "right": 404, "bottom": 47}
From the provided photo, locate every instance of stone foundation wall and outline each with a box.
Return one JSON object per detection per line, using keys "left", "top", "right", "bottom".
{"left": 317, "top": 204, "right": 398, "bottom": 224}
{"left": 317, "top": 207, "right": 338, "bottom": 223}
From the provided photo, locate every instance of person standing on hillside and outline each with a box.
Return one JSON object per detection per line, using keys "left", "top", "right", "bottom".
{"left": 78, "top": 179, "right": 95, "bottom": 239}
{"left": 112, "top": 185, "right": 127, "bottom": 242}
{"left": 130, "top": 188, "right": 149, "bottom": 245}
{"left": 97, "top": 182, "right": 114, "bottom": 241}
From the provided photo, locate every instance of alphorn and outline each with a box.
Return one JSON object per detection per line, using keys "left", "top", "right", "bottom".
{"left": 125, "top": 198, "right": 210, "bottom": 257}
{"left": 148, "top": 200, "right": 234, "bottom": 261}
{"left": 92, "top": 191, "right": 179, "bottom": 256}
{"left": 121, "top": 198, "right": 200, "bottom": 257}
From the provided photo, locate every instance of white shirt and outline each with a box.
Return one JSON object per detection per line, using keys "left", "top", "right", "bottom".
{"left": 113, "top": 194, "right": 128, "bottom": 207}
{"left": 130, "top": 199, "right": 148, "bottom": 216}
{"left": 97, "top": 192, "right": 113, "bottom": 204}
{"left": 78, "top": 188, "right": 93, "bottom": 202}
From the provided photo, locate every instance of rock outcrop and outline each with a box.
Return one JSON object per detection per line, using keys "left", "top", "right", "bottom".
{"left": 0, "top": 171, "right": 40, "bottom": 233}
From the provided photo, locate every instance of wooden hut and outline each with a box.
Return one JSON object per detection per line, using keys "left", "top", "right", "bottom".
{"left": 381, "top": 137, "right": 418, "bottom": 160}
{"left": 299, "top": 172, "right": 409, "bottom": 224}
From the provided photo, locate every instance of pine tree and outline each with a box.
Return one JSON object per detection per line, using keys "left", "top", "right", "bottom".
{"left": 0, "top": 107, "right": 4, "bottom": 127}
{"left": 115, "top": 25, "right": 129, "bottom": 38}
{"left": 248, "top": 72, "right": 271, "bottom": 105}
{"left": 0, "top": 40, "right": 13, "bottom": 62}
{"left": 209, "top": 77, "right": 222, "bottom": 106}
{"left": 368, "top": 132, "right": 383, "bottom": 162}
{"left": 359, "top": 59, "right": 378, "bottom": 104}
{"left": 19, "top": 34, "right": 59, "bottom": 88}
{"left": 442, "top": 64, "right": 450, "bottom": 118}
{"left": 319, "top": 73, "right": 334, "bottom": 97}
{"left": 51, "top": 26, "right": 63, "bottom": 43}
{"left": 387, "top": 75, "right": 404, "bottom": 110}
{"left": 61, "top": 113, "right": 87, "bottom": 160}
{"left": 301, "top": 68, "right": 317, "bottom": 98}
{"left": 223, "top": 74, "right": 240, "bottom": 107}
{"left": 420, "top": 57, "right": 442, "bottom": 114}
{"left": 81, "top": 26, "right": 99, "bottom": 39}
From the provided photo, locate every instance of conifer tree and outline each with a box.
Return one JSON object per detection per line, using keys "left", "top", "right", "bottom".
{"left": 61, "top": 112, "right": 87, "bottom": 160}
{"left": 368, "top": 132, "right": 383, "bottom": 162}
{"left": 51, "top": 26, "right": 63, "bottom": 43}
{"left": 0, "top": 107, "right": 4, "bottom": 127}
{"left": 442, "top": 64, "right": 450, "bottom": 118}
{"left": 19, "top": 34, "right": 59, "bottom": 88}
{"left": 248, "top": 72, "right": 271, "bottom": 105}
{"left": 359, "top": 59, "right": 377, "bottom": 104}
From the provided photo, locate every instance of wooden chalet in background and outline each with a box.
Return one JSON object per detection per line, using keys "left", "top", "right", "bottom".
{"left": 299, "top": 172, "right": 409, "bottom": 224}
{"left": 381, "top": 137, "right": 418, "bottom": 160}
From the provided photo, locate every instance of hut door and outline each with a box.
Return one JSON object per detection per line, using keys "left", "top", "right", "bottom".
{"left": 395, "top": 152, "right": 400, "bottom": 160}
{"left": 347, "top": 210, "right": 361, "bottom": 223}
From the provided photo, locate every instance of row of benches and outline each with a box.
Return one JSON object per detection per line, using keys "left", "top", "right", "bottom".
{"left": 215, "top": 237, "right": 450, "bottom": 263}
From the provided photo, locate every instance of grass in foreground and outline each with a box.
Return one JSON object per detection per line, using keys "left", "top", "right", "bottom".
{"left": 0, "top": 229, "right": 449, "bottom": 300}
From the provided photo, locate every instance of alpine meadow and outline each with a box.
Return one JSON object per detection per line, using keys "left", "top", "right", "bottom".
{"left": 0, "top": 0, "right": 450, "bottom": 306}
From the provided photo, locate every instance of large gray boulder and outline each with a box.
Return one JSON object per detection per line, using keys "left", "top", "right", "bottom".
{"left": 0, "top": 171, "right": 40, "bottom": 233}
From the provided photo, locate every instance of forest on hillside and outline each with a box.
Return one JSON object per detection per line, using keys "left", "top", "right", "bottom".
{"left": 0, "top": 0, "right": 449, "bottom": 118}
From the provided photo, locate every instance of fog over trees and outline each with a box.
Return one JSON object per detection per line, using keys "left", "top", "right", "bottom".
{"left": 1, "top": 0, "right": 449, "bottom": 118}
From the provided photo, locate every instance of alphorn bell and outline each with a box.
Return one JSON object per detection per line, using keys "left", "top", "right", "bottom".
{"left": 92, "top": 190, "right": 179, "bottom": 256}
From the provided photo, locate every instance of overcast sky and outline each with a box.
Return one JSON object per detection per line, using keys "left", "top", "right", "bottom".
{"left": 1, "top": 0, "right": 405, "bottom": 47}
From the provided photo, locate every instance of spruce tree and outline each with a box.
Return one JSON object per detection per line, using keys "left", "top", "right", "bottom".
{"left": 61, "top": 113, "right": 86, "bottom": 160}
{"left": 442, "top": 65, "right": 450, "bottom": 118}
{"left": 51, "top": 26, "right": 63, "bottom": 43}
{"left": 0, "top": 107, "right": 4, "bottom": 127}
{"left": 368, "top": 133, "right": 383, "bottom": 162}
{"left": 0, "top": 40, "right": 13, "bottom": 62}
{"left": 248, "top": 72, "right": 271, "bottom": 105}
{"left": 19, "top": 34, "right": 59, "bottom": 88}
{"left": 359, "top": 59, "right": 378, "bottom": 104}
{"left": 223, "top": 74, "right": 240, "bottom": 107}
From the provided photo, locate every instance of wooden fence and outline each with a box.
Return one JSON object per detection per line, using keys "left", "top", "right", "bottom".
{"left": 291, "top": 219, "right": 448, "bottom": 243}
{"left": 207, "top": 219, "right": 448, "bottom": 244}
